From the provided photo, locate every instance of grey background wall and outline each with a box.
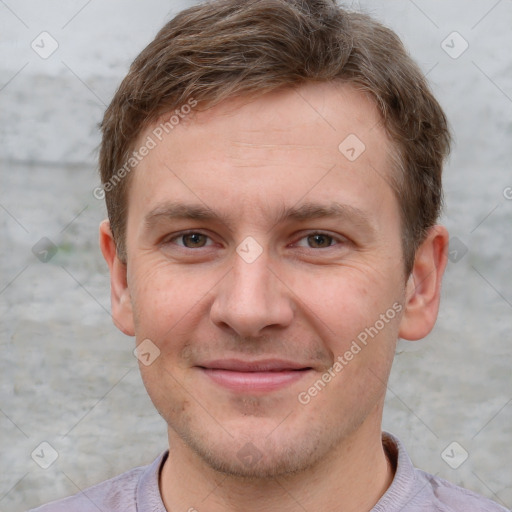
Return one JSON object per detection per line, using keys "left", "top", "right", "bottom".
{"left": 1, "top": 1, "right": 511, "bottom": 510}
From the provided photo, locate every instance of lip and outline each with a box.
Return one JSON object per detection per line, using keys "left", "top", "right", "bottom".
{"left": 199, "top": 359, "right": 311, "bottom": 372}
{"left": 197, "top": 359, "right": 313, "bottom": 392}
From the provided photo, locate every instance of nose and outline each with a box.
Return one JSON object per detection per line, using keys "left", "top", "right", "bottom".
{"left": 210, "top": 247, "right": 294, "bottom": 338}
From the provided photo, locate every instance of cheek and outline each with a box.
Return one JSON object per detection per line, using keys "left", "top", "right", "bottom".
{"left": 295, "top": 266, "right": 388, "bottom": 325}
{"left": 294, "top": 265, "right": 403, "bottom": 360}
{"left": 128, "top": 259, "right": 187, "bottom": 334}
{"left": 128, "top": 258, "right": 220, "bottom": 349}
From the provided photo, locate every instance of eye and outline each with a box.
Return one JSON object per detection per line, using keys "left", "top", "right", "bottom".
{"left": 294, "top": 232, "right": 343, "bottom": 249}
{"left": 168, "top": 232, "right": 213, "bottom": 248}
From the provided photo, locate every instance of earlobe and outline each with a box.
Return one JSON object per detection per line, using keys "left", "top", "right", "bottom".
{"left": 99, "top": 220, "right": 135, "bottom": 336}
{"left": 398, "top": 225, "right": 449, "bottom": 341}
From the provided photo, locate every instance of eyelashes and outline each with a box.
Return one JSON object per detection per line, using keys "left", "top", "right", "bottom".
{"left": 163, "top": 230, "right": 348, "bottom": 251}
{"left": 169, "top": 232, "right": 213, "bottom": 248}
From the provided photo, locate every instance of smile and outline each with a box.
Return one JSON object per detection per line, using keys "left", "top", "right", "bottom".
{"left": 197, "top": 359, "right": 313, "bottom": 392}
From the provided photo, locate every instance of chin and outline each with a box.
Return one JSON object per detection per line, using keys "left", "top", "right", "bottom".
{"left": 189, "top": 439, "right": 319, "bottom": 479}
{"left": 174, "top": 416, "right": 342, "bottom": 479}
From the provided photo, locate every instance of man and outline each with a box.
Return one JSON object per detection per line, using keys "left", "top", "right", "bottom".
{"left": 31, "top": 0, "right": 508, "bottom": 510}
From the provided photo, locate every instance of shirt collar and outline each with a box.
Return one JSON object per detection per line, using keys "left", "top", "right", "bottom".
{"left": 135, "top": 432, "right": 416, "bottom": 512}
{"left": 136, "top": 450, "right": 169, "bottom": 511}
{"left": 370, "top": 431, "right": 418, "bottom": 512}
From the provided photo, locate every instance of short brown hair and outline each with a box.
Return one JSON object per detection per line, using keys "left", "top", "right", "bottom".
{"left": 99, "top": 0, "right": 450, "bottom": 274}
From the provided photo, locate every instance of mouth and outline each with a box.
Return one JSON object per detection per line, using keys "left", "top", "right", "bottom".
{"left": 196, "top": 359, "right": 313, "bottom": 393}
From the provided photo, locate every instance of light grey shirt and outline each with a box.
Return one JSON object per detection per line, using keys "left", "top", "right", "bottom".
{"left": 29, "top": 432, "right": 509, "bottom": 511}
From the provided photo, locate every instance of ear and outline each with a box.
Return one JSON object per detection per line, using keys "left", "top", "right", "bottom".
{"left": 399, "top": 225, "right": 449, "bottom": 341}
{"left": 99, "top": 220, "right": 135, "bottom": 336}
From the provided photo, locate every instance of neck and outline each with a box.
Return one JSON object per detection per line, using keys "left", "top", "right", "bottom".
{"left": 160, "top": 419, "right": 394, "bottom": 512}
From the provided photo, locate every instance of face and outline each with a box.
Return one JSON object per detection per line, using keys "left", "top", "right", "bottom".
{"left": 104, "top": 82, "right": 441, "bottom": 478}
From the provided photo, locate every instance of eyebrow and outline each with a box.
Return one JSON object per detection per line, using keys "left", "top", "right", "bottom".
{"left": 143, "top": 201, "right": 375, "bottom": 234}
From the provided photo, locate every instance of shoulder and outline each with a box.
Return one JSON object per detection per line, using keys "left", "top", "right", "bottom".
{"left": 413, "top": 469, "right": 509, "bottom": 512}
{"left": 27, "top": 453, "right": 165, "bottom": 512}
{"left": 379, "top": 433, "right": 509, "bottom": 512}
{"left": 28, "top": 467, "right": 144, "bottom": 512}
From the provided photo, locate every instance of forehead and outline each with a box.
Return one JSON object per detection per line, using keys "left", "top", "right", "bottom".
{"left": 163, "top": 82, "right": 386, "bottom": 156}
{"left": 128, "top": 82, "right": 397, "bottom": 228}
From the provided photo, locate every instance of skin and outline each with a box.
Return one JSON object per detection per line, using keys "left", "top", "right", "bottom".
{"left": 100, "top": 81, "right": 449, "bottom": 512}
